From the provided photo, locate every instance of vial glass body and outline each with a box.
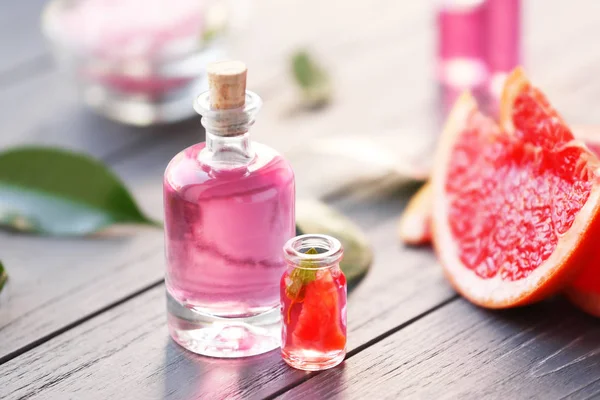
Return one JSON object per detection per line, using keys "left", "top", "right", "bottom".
{"left": 281, "top": 234, "right": 347, "bottom": 371}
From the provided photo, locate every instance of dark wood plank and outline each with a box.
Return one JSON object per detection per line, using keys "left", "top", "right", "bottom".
{"left": 279, "top": 299, "right": 600, "bottom": 400}
{"left": 0, "top": 199, "right": 457, "bottom": 399}
{"left": 562, "top": 377, "right": 600, "bottom": 399}
{"left": 0, "top": 131, "right": 198, "bottom": 361}
{"left": 2, "top": 0, "right": 600, "bottom": 398}
{"left": 0, "top": 0, "right": 48, "bottom": 77}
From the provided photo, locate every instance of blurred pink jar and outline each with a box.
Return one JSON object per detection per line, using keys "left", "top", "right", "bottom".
{"left": 42, "top": 0, "right": 247, "bottom": 126}
{"left": 437, "top": 0, "right": 520, "bottom": 118}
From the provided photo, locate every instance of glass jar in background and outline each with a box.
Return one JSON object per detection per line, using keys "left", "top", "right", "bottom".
{"left": 281, "top": 234, "right": 347, "bottom": 371}
{"left": 41, "top": 0, "right": 248, "bottom": 126}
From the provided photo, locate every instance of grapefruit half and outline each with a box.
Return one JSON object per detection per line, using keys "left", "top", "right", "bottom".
{"left": 398, "top": 128, "right": 600, "bottom": 248}
{"left": 431, "top": 70, "right": 600, "bottom": 308}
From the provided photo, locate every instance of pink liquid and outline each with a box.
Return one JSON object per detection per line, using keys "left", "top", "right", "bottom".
{"left": 164, "top": 142, "right": 295, "bottom": 317}
{"left": 281, "top": 267, "right": 347, "bottom": 370}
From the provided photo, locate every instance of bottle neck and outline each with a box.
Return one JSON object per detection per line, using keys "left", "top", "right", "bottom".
{"left": 284, "top": 234, "right": 344, "bottom": 269}
{"left": 200, "top": 131, "right": 254, "bottom": 169}
{"left": 194, "top": 90, "right": 263, "bottom": 169}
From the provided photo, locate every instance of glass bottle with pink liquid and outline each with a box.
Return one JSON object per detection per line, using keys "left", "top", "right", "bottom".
{"left": 163, "top": 61, "right": 295, "bottom": 358}
{"left": 281, "top": 234, "right": 347, "bottom": 371}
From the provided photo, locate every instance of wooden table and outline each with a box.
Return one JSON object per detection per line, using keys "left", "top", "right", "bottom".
{"left": 2, "top": 1, "right": 600, "bottom": 398}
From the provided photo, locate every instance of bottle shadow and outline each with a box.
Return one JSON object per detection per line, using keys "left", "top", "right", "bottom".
{"left": 162, "top": 339, "right": 283, "bottom": 399}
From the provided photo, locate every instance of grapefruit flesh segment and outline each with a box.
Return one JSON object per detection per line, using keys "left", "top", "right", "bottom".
{"left": 398, "top": 182, "right": 432, "bottom": 246}
{"left": 397, "top": 128, "right": 600, "bottom": 248}
{"left": 444, "top": 105, "right": 586, "bottom": 281}
{"left": 292, "top": 270, "right": 346, "bottom": 352}
{"left": 432, "top": 76, "right": 600, "bottom": 307}
{"left": 500, "top": 66, "right": 564, "bottom": 135}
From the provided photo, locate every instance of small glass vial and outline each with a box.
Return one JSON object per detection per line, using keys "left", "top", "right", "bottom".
{"left": 164, "top": 61, "right": 296, "bottom": 358}
{"left": 281, "top": 234, "right": 347, "bottom": 371}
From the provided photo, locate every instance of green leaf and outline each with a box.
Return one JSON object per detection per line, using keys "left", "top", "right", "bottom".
{"left": 296, "top": 199, "right": 373, "bottom": 287}
{"left": 0, "top": 260, "right": 6, "bottom": 294}
{"left": 291, "top": 50, "right": 332, "bottom": 108}
{"left": 285, "top": 247, "right": 319, "bottom": 300}
{"left": 0, "top": 147, "right": 159, "bottom": 236}
{"left": 201, "top": 28, "right": 221, "bottom": 44}
{"left": 200, "top": 2, "right": 228, "bottom": 45}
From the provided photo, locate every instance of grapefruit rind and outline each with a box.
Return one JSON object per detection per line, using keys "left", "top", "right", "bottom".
{"left": 565, "top": 289, "right": 600, "bottom": 318}
{"left": 500, "top": 66, "right": 529, "bottom": 134}
{"left": 500, "top": 67, "right": 565, "bottom": 136}
{"left": 432, "top": 92, "right": 600, "bottom": 308}
{"left": 572, "top": 126, "right": 600, "bottom": 157}
{"left": 564, "top": 241, "right": 600, "bottom": 317}
{"left": 398, "top": 182, "right": 432, "bottom": 245}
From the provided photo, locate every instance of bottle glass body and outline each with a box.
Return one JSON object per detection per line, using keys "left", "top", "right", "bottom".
{"left": 164, "top": 91, "right": 295, "bottom": 358}
{"left": 280, "top": 234, "right": 347, "bottom": 371}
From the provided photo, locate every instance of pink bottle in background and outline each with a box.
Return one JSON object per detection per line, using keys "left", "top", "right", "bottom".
{"left": 163, "top": 61, "right": 295, "bottom": 358}
{"left": 437, "top": 0, "right": 488, "bottom": 117}
{"left": 436, "top": 0, "right": 521, "bottom": 118}
{"left": 485, "top": 0, "right": 521, "bottom": 116}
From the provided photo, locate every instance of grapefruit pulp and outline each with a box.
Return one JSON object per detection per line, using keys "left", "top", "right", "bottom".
{"left": 292, "top": 270, "right": 346, "bottom": 352}
{"left": 431, "top": 68, "right": 600, "bottom": 308}
{"left": 399, "top": 128, "right": 600, "bottom": 247}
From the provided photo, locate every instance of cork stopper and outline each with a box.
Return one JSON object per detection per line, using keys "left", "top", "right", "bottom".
{"left": 207, "top": 60, "right": 247, "bottom": 110}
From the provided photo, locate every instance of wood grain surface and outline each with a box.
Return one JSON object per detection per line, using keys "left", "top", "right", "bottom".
{"left": 0, "top": 194, "right": 456, "bottom": 400}
{"left": 0, "top": 0, "right": 49, "bottom": 79}
{"left": 279, "top": 299, "right": 600, "bottom": 400}
{"left": 0, "top": 0, "right": 434, "bottom": 363}
{"left": 2, "top": 0, "right": 600, "bottom": 398}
